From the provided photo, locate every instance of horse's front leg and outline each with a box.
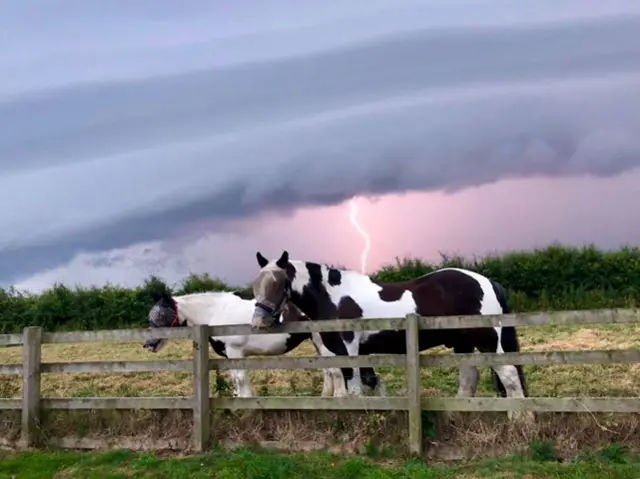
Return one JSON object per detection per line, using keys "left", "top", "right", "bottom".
{"left": 342, "top": 333, "right": 365, "bottom": 396}
{"left": 226, "top": 348, "right": 254, "bottom": 397}
{"left": 228, "top": 369, "right": 253, "bottom": 398}
{"left": 311, "top": 333, "right": 334, "bottom": 397}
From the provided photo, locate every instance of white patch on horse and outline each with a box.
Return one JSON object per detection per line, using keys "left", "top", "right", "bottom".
{"left": 147, "top": 292, "right": 331, "bottom": 398}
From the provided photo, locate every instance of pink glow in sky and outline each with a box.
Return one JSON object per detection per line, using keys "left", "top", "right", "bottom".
{"left": 14, "top": 167, "right": 640, "bottom": 291}
{"left": 239, "top": 167, "right": 639, "bottom": 278}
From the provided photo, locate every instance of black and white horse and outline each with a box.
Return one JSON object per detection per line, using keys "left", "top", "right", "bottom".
{"left": 250, "top": 251, "right": 532, "bottom": 420}
{"left": 142, "top": 290, "right": 342, "bottom": 397}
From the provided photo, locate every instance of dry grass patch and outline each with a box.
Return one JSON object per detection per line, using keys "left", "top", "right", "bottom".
{"left": 2, "top": 408, "right": 640, "bottom": 462}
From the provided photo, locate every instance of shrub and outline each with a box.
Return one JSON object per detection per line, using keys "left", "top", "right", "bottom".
{"left": 1, "top": 243, "right": 639, "bottom": 333}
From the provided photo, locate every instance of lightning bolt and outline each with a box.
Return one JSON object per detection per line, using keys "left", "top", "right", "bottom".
{"left": 348, "top": 196, "right": 371, "bottom": 274}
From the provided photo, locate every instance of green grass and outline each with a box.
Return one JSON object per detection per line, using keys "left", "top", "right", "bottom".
{"left": 0, "top": 447, "right": 639, "bottom": 479}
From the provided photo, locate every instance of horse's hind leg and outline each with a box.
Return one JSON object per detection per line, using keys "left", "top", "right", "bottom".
{"left": 479, "top": 337, "right": 533, "bottom": 423}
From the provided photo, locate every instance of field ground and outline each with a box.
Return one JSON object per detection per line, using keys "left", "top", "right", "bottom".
{"left": 1, "top": 323, "right": 640, "bottom": 459}
{"left": 1, "top": 447, "right": 639, "bottom": 479}
{"left": 1, "top": 323, "right": 640, "bottom": 400}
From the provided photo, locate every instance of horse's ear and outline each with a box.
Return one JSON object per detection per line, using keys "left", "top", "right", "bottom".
{"left": 256, "top": 251, "right": 269, "bottom": 268}
{"left": 275, "top": 250, "right": 289, "bottom": 269}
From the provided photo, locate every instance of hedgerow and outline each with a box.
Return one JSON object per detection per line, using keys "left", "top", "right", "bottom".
{"left": 1, "top": 243, "right": 638, "bottom": 333}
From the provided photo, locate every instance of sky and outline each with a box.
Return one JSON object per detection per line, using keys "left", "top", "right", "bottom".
{"left": 2, "top": 0, "right": 640, "bottom": 292}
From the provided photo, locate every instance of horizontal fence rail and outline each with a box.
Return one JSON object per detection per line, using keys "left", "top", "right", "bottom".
{"left": 0, "top": 308, "right": 639, "bottom": 454}
{"left": 2, "top": 308, "right": 638, "bottom": 346}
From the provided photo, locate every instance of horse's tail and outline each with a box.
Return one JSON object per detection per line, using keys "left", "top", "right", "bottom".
{"left": 490, "top": 280, "right": 529, "bottom": 397}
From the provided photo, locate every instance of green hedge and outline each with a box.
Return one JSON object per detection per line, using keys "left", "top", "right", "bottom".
{"left": 1, "top": 244, "right": 638, "bottom": 333}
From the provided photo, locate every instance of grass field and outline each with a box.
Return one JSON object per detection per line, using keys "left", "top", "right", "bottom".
{"left": 1, "top": 323, "right": 640, "bottom": 400}
{"left": 1, "top": 323, "right": 640, "bottom": 461}
{"left": 1, "top": 446, "right": 639, "bottom": 479}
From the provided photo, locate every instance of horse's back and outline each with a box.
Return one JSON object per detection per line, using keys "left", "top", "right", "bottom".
{"left": 407, "top": 267, "right": 505, "bottom": 317}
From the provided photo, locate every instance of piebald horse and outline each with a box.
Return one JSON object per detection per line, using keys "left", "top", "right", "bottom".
{"left": 143, "top": 290, "right": 343, "bottom": 398}
{"left": 250, "top": 251, "right": 532, "bottom": 421}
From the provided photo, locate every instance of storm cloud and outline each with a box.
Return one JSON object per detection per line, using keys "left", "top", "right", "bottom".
{"left": 2, "top": 0, "right": 640, "bottom": 283}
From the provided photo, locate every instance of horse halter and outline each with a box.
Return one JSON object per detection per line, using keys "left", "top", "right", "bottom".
{"left": 255, "top": 278, "right": 292, "bottom": 320}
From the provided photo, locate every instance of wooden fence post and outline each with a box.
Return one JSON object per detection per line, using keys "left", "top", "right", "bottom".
{"left": 405, "top": 313, "right": 423, "bottom": 456}
{"left": 21, "top": 326, "right": 42, "bottom": 448}
{"left": 192, "top": 325, "right": 211, "bottom": 452}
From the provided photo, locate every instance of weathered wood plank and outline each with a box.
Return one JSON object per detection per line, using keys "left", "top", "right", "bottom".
{"left": 21, "top": 327, "right": 42, "bottom": 448}
{"left": 419, "top": 308, "right": 640, "bottom": 331}
{"left": 0, "top": 334, "right": 23, "bottom": 347}
{"left": 420, "top": 349, "right": 640, "bottom": 367}
{"left": 36, "top": 396, "right": 640, "bottom": 413}
{"left": 201, "top": 308, "right": 640, "bottom": 336}
{"left": 192, "top": 325, "right": 211, "bottom": 452}
{"left": 405, "top": 313, "right": 423, "bottom": 456}
{"left": 0, "top": 363, "right": 22, "bottom": 375}
{"left": 421, "top": 397, "right": 640, "bottom": 413}
{"left": 42, "top": 397, "right": 193, "bottom": 410}
{"left": 41, "top": 360, "right": 192, "bottom": 374}
{"left": 0, "top": 399, "right": 21, "bottom": 410}
{"left": 42, "top": 328, "right": 193, "bottom": 344}
{"left": 210, "top": 348, "right": 640, "bottom": 372}
{"left": 208, "top": 318, "right": 407, "bottom": 336}
{"left": 36, "top": 436, "right": 190, "bottom": 451}
{"left": 25, "top": 308, "right": 640, "bottom": 345}
{"left": 210, "top": 355, "right": 405, "bottom": 371}
{"left": 213, "top": 396, "right": 408, "bottom": 411}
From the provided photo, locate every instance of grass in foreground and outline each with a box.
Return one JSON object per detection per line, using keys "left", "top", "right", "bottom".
{"left": 2, "top": 324, "right": 640, "bottom": 400}
{"left": 0, "top": 446, "right": 639, "bottom": 479}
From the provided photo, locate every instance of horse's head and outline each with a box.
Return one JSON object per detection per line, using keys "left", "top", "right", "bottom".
{"left": 143, "top": 291, "right": 186, "bottom": 353}
{"left": 251, "top": 251, "right": 295, "bottom": 327}
{"left": 252, "top": 250, "right": 338, "bottom": 325}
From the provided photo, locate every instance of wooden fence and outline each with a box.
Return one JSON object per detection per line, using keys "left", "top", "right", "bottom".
{"left": 1, "top": 308, "right": 640, "bottom": 454}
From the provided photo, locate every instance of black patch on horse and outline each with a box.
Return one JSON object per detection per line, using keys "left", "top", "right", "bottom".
{"left": 327, "top": 268, "right": 342, "bottom": 286}
{"left": 285, "top": 262, "right": 297, "bottom": 282}
{"left": 336, "top": 296, "right": 363, "bottom": 343}
{"left": 306, "top": 262, "right": 324, "bottom": 289}
{"left": 209, "top": 338, "right": 227, "bottom": 357}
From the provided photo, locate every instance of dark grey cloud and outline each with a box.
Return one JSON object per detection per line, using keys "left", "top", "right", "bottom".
{"left": 2, "top": 0, "right": 640, "bottom": 283}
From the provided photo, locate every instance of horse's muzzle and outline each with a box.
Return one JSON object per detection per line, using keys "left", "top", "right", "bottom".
{"left": 143, "top": 338, "right": 165, "bottom": 352}
{"left": 251, "top": 306, "right": 277, "bottom": 329}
